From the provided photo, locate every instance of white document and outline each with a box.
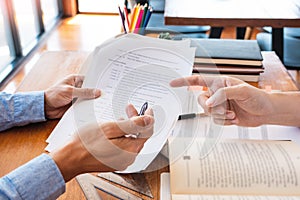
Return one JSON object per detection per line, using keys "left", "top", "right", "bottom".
{"left": 46, "top": 34, "right": 196, "bottom": 172}
{"left": 160, "top": 173, "right": 171, "bottom": 200}
{"left": 171, "top": 115, "right": 300, "bottom": 146}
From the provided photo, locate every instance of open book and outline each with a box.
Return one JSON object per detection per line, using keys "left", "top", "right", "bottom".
{"left": 169, "top": 138, "right": 300, "bottom": 199}
{"left": 45, "top": 33, "right": 196, "bottom": 172}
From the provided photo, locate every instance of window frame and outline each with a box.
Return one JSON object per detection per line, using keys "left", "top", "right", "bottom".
{"left": 0, "top": 0, "right": 63, "bottom": 85}
{"left": 76, "top": 0, "right": 125, "bottom": 15}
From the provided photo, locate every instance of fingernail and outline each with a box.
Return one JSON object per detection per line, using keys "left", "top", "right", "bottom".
{"left": 169, "top": 80, "right": 175, "bottom": 87}
{"left": 143, "top": 116, "right": 153, "bottom": 125}
{"left": 206, "top": 97, "right": 215, "bottom": 106}
{"left": 94, "top": 89, "right": 101, "bottom": 97}
{"left": 226, "top": 79, "right": 231, "bottom": 87}
{"left": 226, "top": 112, "right": 235, "bottom": 119}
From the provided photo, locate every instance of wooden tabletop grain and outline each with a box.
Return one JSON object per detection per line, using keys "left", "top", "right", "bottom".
{"left": 0, "top": 51, "right": 297, "bottom": 199}
{"left": 164, "top": 0, "right": 300, "bottom": 27}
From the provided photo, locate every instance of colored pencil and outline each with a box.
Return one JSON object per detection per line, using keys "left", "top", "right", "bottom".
{"left": 140, "top": 3, "right": 148, "bottom": 28}
{"left": 123, "top": 5, "right": 130, "bottom": 29}
{"left": 131, "top": 4, "right": 141, "bottom": 32}
{"left": 143, "top": 7, "right": 153, "bottom": 29}
{"left": 118, "top": 5, "right": 127, "bottom": 33}
{"left": 134, "top": 7, "right": 144, "bottom": 33}
{"left": 129, "top": 4, "right": 137, "bottom": 32}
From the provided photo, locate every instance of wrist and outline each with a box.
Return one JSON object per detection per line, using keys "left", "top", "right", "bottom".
{"left": 49, "top": 140, "right": 86, "bottom": 182}
{"left": 265, "top": 92, "right": 300, "bottom": 126}
{"left": 44, "top": 92, "right": 51, "bottom": 119}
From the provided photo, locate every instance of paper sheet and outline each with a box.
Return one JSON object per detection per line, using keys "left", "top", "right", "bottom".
{"left": 160, "top": 173, "right": 171, "bottom": 200}
{"left": 171, "top": 115, "right": 300, "bottom": 149}
{"left": 46, "top": 34, "right": 196, "bottom": 172}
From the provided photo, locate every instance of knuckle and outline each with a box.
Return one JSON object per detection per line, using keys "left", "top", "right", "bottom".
{"left": 63, "top": 86, "right": 74, "bottom": 94}
{"left": 100, "top": 122, "right": 117, "bottom": 136}
{"left": 239, "top": 84, "right": 249, "bottom": 91}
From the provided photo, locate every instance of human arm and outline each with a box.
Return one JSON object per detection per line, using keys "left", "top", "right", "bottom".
{"left": 170, "top": 75, "right": 300, "bottom": 127}
{"left": 0, "top": 154, "right": 65, "bottom": 200}
{"left": 0, "top": 115, "right": 154, "bottom": 199}
{"left": 0, "top": 91, "right": 46, "bottom": 131}
{"left": 0, "top": 74, "right": 101, "bottom": 132}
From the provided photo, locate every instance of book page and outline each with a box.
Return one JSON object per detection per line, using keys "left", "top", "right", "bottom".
{"left": 160, "top": 173, "right": 172, "bottom": 200}
{"left": 172, "top": 195, "right": 300, "bottom": 200}
{"left": 170, "top": 138, "right": 300, "bottom": 196}
{"left": 161, "top": 174, "right": 300, "bottom": 200}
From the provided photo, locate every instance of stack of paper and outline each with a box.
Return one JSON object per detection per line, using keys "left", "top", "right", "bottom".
{"left": 45, "top": 33, "right": 196, "bottom": 173}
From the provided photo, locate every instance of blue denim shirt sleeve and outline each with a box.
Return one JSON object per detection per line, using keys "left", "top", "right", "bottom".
{"left": 0, "top": 154, "right": 66, "bottom": 200}
{"left": 0, "top": 91, "right": 46, "bottom": 132}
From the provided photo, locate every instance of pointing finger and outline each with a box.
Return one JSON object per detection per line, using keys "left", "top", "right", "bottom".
{"left": 170, "top": 75, "right": 218, "bottom": 87}
{"left": 72, "top": 88, "right": 101, "bottom": 99}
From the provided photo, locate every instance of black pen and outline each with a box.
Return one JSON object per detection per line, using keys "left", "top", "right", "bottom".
{"left": 125, "top": 102, "right": 148, "bottom": 139}
{"left": 178, "top": 113, "right": 207, "bottom": 120}
{"left": 139, "top": 102, "right": 148, "bottom": 116}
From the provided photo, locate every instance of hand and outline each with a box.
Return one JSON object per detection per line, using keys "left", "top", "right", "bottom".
{"left": 125, "top": 103, "right": 154, "bottom": 137}
{"left": 170, "top": 75, "right": 273, "bottom": 126}
{"left": 50, "top": 115, "right": 154, "bottom": 182}
{"left": 44, "top": 74, "right": 101, "bottom": 119}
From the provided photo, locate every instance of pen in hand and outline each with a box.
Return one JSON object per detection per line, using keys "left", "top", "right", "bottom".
{"left": 125, "top": 102, "right": 148, "bottom": 138}
{"left": 178, "top": 112, "right": 207, "bottom": 120}
{"left": 138, "top": 102, "right": 148, "bottom": 116}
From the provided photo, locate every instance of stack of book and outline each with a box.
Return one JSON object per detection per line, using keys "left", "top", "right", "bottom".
{"left": 191, "top": 39, "right": 264, "bottom": 82}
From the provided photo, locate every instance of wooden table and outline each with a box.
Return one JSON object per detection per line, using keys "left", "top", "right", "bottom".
{"left": 0, "top": 51, "right": 297, "bottom": 199}
{"left": 164, "top": 0, "right": 300, "bottom": 60}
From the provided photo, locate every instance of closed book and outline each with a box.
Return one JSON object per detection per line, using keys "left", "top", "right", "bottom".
{"left": 196, "top": 72, "right": 260, "bottom": 82}
{"left": 193, "top": 64, "right": 264, "bottom": 74}
{"left": 224, "top": 74, "right": 260, "bottom": 82}
{"left": 191, "top": 39, "right": 263, "bottom": 67}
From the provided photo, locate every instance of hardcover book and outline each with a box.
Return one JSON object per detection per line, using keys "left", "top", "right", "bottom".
{"left": 191, "top": 39, "right": 263, "bottom": 67}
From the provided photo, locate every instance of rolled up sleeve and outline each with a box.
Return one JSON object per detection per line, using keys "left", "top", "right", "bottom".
{"left": 0, "top": 154, "right": 65, "bottom": 200}
{"left": 0, "top": 91, "right": 46, "bottom": 131}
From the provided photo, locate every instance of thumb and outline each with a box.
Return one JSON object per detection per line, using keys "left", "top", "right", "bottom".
{"left": 119, "top": 115, "right": 154, "bottom": 135}
{"left": 73, "top": 88, "right": 101, "bottom": 99}
{"left": 206, "top": 84, "right": 249, "bottom": 107}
